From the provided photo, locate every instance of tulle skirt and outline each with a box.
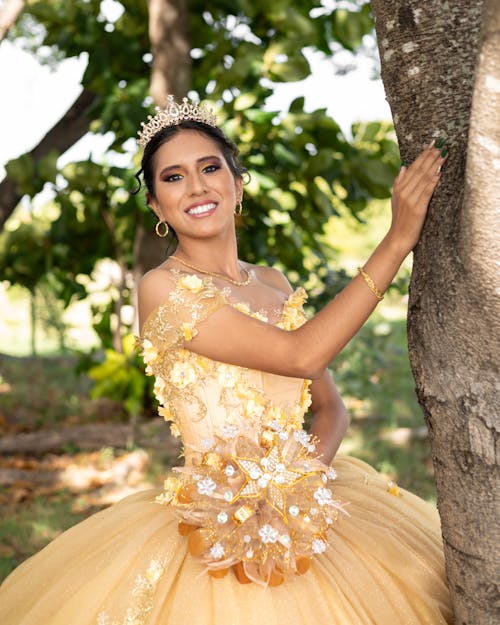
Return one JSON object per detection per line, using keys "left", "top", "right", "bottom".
{"left": 0, "top": 455, "right": 453, "bottom": 625}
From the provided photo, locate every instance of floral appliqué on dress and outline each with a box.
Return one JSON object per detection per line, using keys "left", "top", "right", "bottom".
{"left": 97, "top": 558, "right": 166, "bottom": 625}
{"left": 138, "top": 272, "right": 346, "bottom": 586}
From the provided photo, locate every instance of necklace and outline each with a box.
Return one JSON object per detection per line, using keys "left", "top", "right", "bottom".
{"left": 171, "top": 255, "right": 252, "bottom": 287}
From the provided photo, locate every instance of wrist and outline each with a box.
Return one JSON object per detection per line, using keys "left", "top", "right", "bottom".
{"left": 378, "top": 232, "right": 411, "bottom": 264}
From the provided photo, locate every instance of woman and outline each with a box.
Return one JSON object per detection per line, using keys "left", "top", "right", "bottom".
{"left": 0, "top": 96, "right": 452, "bottom": 624}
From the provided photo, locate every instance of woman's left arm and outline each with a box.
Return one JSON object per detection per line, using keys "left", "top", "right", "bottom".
{"left": 308, "top": 370, "right": 349, "bottom": 465}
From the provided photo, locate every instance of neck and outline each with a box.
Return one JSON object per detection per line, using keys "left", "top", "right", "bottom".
{"left": 174, "top": 235, "right": 242, "bottom": 281}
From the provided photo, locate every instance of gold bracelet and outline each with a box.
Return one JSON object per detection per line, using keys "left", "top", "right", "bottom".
{"left": 357, "top": 267, "right": 384, "bottom": 301}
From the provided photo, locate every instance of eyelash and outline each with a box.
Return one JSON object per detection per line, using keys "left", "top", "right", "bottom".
{"left": 204, "top": 164, "right": 219, "bottom": 173}
{"left": 164, "top": 173, "right": 182, "bottom": 182}
{"left": 163, "top": 164, "right": 220, "bottom": 183}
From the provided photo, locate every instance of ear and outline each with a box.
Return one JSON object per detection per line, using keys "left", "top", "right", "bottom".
{"left": 147, "top": 193, "right": 163, "bottom": 221}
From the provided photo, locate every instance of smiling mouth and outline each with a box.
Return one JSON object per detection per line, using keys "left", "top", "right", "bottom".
{"left": 186, "top": 202, "right": 217, "bottom": 216}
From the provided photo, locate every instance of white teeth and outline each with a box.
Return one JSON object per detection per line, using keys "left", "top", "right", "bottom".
{"left": 187, "top": 203, "right": 216, "bottom": 215}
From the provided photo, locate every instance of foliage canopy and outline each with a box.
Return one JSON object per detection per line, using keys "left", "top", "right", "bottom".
{"left": 0, "top": 0, "right": 400, "bottom": 392}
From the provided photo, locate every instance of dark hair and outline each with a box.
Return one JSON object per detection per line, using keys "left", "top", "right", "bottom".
{"left": 133, "top": 120, "right": 248, "bottom": 198}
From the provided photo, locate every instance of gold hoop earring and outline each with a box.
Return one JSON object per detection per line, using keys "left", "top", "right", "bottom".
{"left": 235, "top": 201, "right": 243, "bottom": 216}
{"left": 155, "top": 220, "right": 169, "bottom": 238}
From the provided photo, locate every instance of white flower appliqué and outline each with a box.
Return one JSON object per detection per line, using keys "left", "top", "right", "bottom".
{"left": 326, "top": 468, "right": 337, "bottom": 481}
{"left": 259, "top": 524, "right": 279, "bottom": 544}
{"left": 197, "top": 477, "right": 217, "bottom": 496}
{"left": 169, "top": 361, "right": 197, "bottom": 389}
{"left": 312, "top": 538, "right": 327, "bottom": 554}
{"left": 209, "top": 543, "right": 225, "bottom": 559}
{"left": 313, "top": 487, "right": 333, "bottom": 506}
{"left": 293, "top": 429, "right": 310, "bottom": 447}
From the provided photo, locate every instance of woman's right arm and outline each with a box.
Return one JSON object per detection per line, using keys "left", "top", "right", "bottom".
{"left": 140, "top": 144, "right": 446, "bottom": 379}
{"left": 183, "top": 234, "right": 406, "bottom": 379}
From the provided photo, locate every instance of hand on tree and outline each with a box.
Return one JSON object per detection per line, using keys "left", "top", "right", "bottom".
{"left": 386, "top": 141, "right": 448, "bottom": 256}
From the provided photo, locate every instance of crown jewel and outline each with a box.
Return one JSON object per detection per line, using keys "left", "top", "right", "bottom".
{"left": 137, "top": 95, "right": 218, "bottom": 147}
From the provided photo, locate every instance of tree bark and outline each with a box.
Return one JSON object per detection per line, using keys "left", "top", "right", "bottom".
{"left": 371, "top": 1, "right": 499, "bottom": 623}
{"left": 0, "top": 0, "right": 24, "bottom": 42}
{"left": 148, "top": 0, "right": 191, "bottom": 105}
{"left": 0, "top": 89, "right": 98, "bottom": 228}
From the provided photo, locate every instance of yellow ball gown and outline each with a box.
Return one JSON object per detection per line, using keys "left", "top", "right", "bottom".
{"left": 0, "top": 271, "right": 453, "bottom": 624}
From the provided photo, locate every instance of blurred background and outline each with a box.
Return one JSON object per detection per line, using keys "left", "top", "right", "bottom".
{"left": 0, "top": 0, "right": 435, "bottom": 581}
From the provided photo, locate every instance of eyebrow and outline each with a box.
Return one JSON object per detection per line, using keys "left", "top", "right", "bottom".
{"left": 159, "top": 155, "right": 222, "bottom": 177}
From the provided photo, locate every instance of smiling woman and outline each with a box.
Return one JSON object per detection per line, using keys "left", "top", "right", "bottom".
{"left": 0, "top": 96, "right": 453, "bottom": 625}
{"left": 148, "top": 132, "right": 242, "bottom": 242}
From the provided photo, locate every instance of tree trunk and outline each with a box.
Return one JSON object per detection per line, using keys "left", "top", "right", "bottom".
{"left": 130, "top": 0, "right": 193, "bottom": 321}
{"left": 29, "top": 288, "right": 36, "bottom": 356}
{"left": 371, "top": 1, "right": 499, "bottom": 623}
{"left": 148, "top": 0, "right": 191, "bottom": 105}
{"left": 0, "top": 0, "right": 24, "bottom": 41}
{"left": 0, "top": 89, "right": 98, "bottom": 228}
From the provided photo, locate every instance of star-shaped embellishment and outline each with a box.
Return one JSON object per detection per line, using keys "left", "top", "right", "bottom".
{"left": 231, "top": 445, "right": 318, "bottom": 521}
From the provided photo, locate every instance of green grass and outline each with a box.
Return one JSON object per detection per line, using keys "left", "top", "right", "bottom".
{"left": 332, "top": 313, "right": 436, "bottom": 502}
{"left": 0, "top": 490, "right": 104, "bottom": 581}
{"left": 0, "top": 353, "right": 93, "bottom": 428}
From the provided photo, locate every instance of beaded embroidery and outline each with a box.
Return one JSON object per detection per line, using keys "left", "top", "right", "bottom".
{"left": 97, "top": 559, "right": 166, "bottom": 625}
{"left": 138, "top": 272, "right": 345, "bottom": 586}
{"left": 139, "top": 271, "right": 311, "bottom": 438}
{"left": 156, "top": 428, "right": 344, "bottom": 585}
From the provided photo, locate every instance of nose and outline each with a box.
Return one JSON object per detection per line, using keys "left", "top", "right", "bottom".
{"left": 187, "top": 170, "right": 207, "bottom": 196}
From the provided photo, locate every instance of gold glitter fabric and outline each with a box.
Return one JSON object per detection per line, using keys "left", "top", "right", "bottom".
{"left": 0, "top": 273, "right": 453, "bottom": 624}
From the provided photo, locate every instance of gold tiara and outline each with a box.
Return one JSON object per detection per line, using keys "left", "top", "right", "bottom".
{"left": 137, "top": 95, "right": 218, "bottom": 147}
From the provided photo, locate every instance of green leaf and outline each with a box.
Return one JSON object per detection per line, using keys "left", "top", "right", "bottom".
{"left": 268, "top": 188, "right": 297, "bottom": 211}
{"left": 5, "top": 154, "right": 36, "bottom": 196}
{"left": 234, "top": 93, "right": 258, "bottom": 111}
{"left": 289, "top": 97, "right": 305, "bottom": 113}
{"left": 272, "top": 143, "right": 302, "bottom": 167}
{"left": 267, "top": 52, "right": 310, "bottom": 82}
{"left": 122, "top": 334, "right": 138, "bottom": 357}
{"left": 356, "top": 157, "right": 395, "bottom": 198}
{"left": 37, "top": 150, "right": 59, "bottom": 183}
{"left": 331, "top": 8, "right": 374, "bottom": 51}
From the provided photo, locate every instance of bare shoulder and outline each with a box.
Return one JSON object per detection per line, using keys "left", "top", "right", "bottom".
{"left": 138, "top": 265, "right": 174, "bottom": 296}
{"left": 138, "top": 265, "right": 176, "bottom": 329}
{"left": 244, "top": 263, "right": 293, "bottom": 294}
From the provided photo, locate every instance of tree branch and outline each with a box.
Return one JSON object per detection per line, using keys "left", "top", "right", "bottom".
{"left": 0, "top": 88, "right": 98, "bottom": 228}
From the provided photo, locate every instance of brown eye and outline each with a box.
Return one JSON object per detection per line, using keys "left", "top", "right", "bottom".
{"left": 163, "top": 173, "right": 182, "bottom": 182}
{"left": 203, "top": 164, "right": 220, "bottom": 173}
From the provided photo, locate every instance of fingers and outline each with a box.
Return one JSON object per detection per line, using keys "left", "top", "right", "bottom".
{"left": 396, "top": 140, "right": 448, "bottom": 199}
{"left": 402, "top": 139, "right": 448, "bottom": 179}
{"left": 389, "top": 139, "right": 449, "bottom": 251}
{"left": 394, "top": 165, "right": 407, "bottom": 184}
{"left": 412, "top": 145, "right": 448, "bottom": 205}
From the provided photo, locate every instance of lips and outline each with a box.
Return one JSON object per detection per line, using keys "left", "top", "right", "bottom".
{"left": 185, "top": 202, "right": 217, "bottom": 216}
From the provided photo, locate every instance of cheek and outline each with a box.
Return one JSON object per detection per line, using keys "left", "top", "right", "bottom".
{"left": 156, "top": 189, "right": 188, "bottom": 223}
{"left": 156, "top": 183, "right": 179, "bottom": 205}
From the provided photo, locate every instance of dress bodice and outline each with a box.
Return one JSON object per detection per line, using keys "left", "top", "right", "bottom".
{"left": 138, "top": 270, "right": 341, "bottom": 585}
{"left": 140, "top": 270, "right": 312, "bottom": 460}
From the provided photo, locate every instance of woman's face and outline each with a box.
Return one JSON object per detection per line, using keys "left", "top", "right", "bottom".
{"left": 148, "top": 129, "right": 242, "bottom": 242}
